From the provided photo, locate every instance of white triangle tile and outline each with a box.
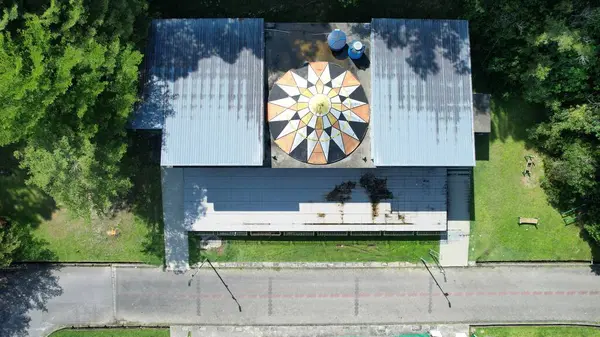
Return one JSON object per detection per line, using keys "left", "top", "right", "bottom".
{"left": 331, "top": 95, "right": 341, "bottom": 103}
{"left": 339, "top": 120, "right": 358, "bottom": 139}
{"left": 271, "top": 109, "right": 297, "bottom": 122}
{"left": 298, "top": 95, "right": 310, "bottom": 102}
{"left": 308, "top": 86, "right": 319, "bottom": 96}
{"left": 298, "top": 108, "right": 311, "bottom": 118}
{"left": 331, "top": 72, "right": 345, "bottom": 88}
{"left": 339, "top": 85, "right": 359, "bottom": 97}
{"left": 307, "top": 114, "right": 317, "bottom": 128}
{"left": 291, "top": 127, "right": 306, "bottom": 152}
{"left": 277, "top": 119, "right": 300, "bottom": 139}
{"left": 322, "top": 85, "right": 332, "bottom": 95}
{"left": 306, "top": 131, "right": 318, "bottom": 160}
{"left": 320, "top": 137, "right": 330, "bottom": 160}
{"left": 342, "top": 111, "right": 354, "bottom": 122}
{"left": 323, "top": 115, "right": 331, "bottom": 128}
{"left": 308, "top": 66, "right": 319, "bottom": 84}
{"left": 331, "top": 132, "right": 344, "bottom": 152}
{"left": 296, "top": 125, "right": 308, "bottom": 138}
{"left": 330, "top": 108, "right": 341, "bottom": 119}
{"left": 292, "top": 72, "right": 308, "bottom": 88}
{"left": 278, "top": 84, "right": 301, "bottom": 96}
{"left": 320, "top": 64, "right": 331, "bottom": 84}
{"left": 342, "top": 97, "right": 367, "bottom": 109}
{"left": 270, "top": 96, "right": 297, "bottom": 108}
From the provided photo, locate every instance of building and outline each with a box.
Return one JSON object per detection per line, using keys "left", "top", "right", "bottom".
{"left": 130, "top": 18, "right": 485, "bottom": 270}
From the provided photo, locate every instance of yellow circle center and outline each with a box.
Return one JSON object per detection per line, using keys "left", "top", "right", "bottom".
{"left": 309, "top": 94, "right": 331, "bottom": 116}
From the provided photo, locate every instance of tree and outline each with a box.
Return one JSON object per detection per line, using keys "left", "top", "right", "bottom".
{"left": 467, "top": 0, "right": 600, "bottom": 243}
{"left": 0, "top": 0, "right": 145, "bottom": 217}
{"left": 0, "top": 218, "right": 18, "bottom": 267}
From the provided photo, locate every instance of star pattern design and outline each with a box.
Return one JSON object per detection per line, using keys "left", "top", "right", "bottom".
{"left": 268, "top": 62, "right": 370, "bottom": 165}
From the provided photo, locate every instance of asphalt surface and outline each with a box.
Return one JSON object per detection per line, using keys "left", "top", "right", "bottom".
{"left": 2, "top": 265, "right": 600, "bottom": 337}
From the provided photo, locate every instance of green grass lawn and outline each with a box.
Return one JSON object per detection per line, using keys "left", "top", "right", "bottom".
{"left": 473, "top": 326, "right": 600, "bottom": 337}
{"left": 31, "top": 209, "right": 162, "bottom": 264}
{"left": 0, "top": 134, "right": 165, "bottom": 264}
{"left": 470, "top": 99, "right": 592, "bottom": 261}
{"left": 49, "top": 328, "right": 168, "bottom": 337}
{"left": 189, "top": 236, "right": 439, "bottom": 265}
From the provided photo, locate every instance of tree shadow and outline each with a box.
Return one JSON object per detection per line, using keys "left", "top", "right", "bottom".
{"left": 146, "top": 19, "right": 263, "bottom": 82}
{"left": 150, "top": 0, "right": 465, "bottom": 22}
{"left": 371, "top": 19, "right": 471, "bottom": 80}
{"left": 0, "top": 264, "right": 63, "bottom": 337}
{"left": 121, "top": 132, "right": 165, "bottom": 265}
{"left": 488, "top": 98, "right": 547, "bottom": 147}
{"left": 129, "top": 78, "right": 178, "bottom": 130}
{"left": 579, "top": 228, "right": 600, "bottom": 274}
{"left": 0, "top": 145, "right": 57, "bottom": 263}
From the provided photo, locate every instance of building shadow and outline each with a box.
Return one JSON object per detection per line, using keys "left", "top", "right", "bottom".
{"left": 351, "top": 53, "right": 371, "bottom": 70}
{"left": 0, "top": 264, "right": 63, "bottom": 337}
{"left": 475, "top": 134, "right": 490, "bottom": 161}
{"left": 447, "top": 169, "right": 474, "bottom": 221}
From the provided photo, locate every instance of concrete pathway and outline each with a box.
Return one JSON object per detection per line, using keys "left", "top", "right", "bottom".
{"left": 170, "top": 324, "right": 471, "bottom": 337}
{"left": 440, "top": 169, "right": 472, "bottom": 267}
{"left": 2, "top": 265, "right": 600, "bottom": 337}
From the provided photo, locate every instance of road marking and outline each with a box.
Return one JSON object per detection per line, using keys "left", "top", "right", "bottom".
{"left": 354, "top": 277, "right": 359, "bottom": 316}
{"left": 111, "top": 265, "right": 117, "bottom": 321}
{"left": 119, "top": 289, "right": 600, "bottom": 300}
{"left": 428, "top": 277, "right": 433, "bottom": 314}
{"left": 268, "top": 277, "right": 273, "bottom": 316}
{"left": 196, "top": 277, "right": 201, "bottom": 316}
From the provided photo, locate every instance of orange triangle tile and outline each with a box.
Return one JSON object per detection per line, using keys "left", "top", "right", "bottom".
{"left": 313, "top": 141, "right": 324, "bottom": 153}
{"left": 298, "top": 120, "right": 307, "bottom": 128}
{"left": 342, "top": 72, "right": 360, "bottom": 87}
{"left": 268, "top": 103, "right": 288, "bottom": 121}
{"left": 276, "top": 71, "right": 297, "bottom": 87}
{"left": 308, "top": 142, "right": 327, "bottom": 164}
{"left": 333, "top": 121, "right": 340, "bottom": 129}
{"left": 316, "top": 129, "right": 323, "bottom": 138}
{"left": 351, "top": 105, "right": 370, "bottom": 122}
{"left": 342, "top": 132, "right": 360, "bottom": 154}
{"left": 274, "top": 131, "right": 296, "bottom": 153}
{"left": 311, "top": 62, "right": 328, "bottom": 77}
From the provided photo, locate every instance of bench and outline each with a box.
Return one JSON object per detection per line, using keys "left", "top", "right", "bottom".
{"left": 518, "top": 217, "right": 539, "bottom": 227}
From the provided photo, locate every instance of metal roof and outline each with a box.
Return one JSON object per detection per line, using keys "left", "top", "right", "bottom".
{"left": 371, "top": 19, "right": 475, "bottom": 166}
{"left": 139, "top": 19, "right": 265, "bottom": 166}
{"left": 180, "top": 167, "right": 447, "bottom": 229}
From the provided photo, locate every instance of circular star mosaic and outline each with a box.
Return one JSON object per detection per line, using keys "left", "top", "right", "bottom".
{"left": 268, "top": 62, "right": 370, "bottom": 165}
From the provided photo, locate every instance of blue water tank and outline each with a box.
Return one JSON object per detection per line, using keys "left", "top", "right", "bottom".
{"left": 327, "top": 29, "right": 347, "bottom": 51}
{"left": 348, "top": 40, "right": 365, "bottom": 60}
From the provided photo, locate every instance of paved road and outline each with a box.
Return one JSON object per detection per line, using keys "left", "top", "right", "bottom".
{"left": 2, "top": 265, "right": 600, "bottom": 337}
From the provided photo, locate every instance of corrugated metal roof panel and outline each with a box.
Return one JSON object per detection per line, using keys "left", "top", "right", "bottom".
{"left": 141, "top": 19, "right": 264, "bottom": 166}
{"left": 371, "top": 19, "right": 475, "bottom": 166}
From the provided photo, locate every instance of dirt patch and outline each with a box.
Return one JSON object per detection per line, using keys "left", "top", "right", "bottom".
{"left": 520, "top": 173, "right": 539, "bottom": 188}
